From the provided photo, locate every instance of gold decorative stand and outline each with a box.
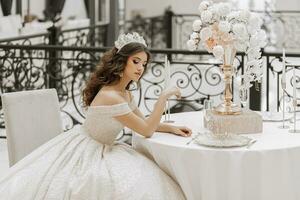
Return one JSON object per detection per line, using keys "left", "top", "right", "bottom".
{"left": 214, "top": 45, "right": 241, "bottom": 115}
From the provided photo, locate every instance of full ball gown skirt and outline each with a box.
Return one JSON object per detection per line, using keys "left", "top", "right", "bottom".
{"left": 0, "top": 100, "right": 185, "bottom": 200}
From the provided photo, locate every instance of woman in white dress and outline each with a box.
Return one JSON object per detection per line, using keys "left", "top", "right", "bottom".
{"left": 0, "top": 32, "right": 192, "bottom": 200}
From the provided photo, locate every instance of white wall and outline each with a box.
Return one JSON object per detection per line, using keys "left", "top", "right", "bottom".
{"left": 235, "top": 0, "right": 300, "bottom": 11}
{"left": 275, "top": 0, "right": 300, "bottom": 10}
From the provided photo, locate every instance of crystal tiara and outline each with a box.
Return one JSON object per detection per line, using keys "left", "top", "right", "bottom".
{"left": 114, "top": 32, "right": 147, "bottom": 52}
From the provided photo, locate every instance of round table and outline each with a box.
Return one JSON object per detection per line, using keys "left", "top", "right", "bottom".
{"left": 132, "top": 111, "right": 300, "bottom": 200}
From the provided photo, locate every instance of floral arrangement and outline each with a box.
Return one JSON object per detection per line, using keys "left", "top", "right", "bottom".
{"left": 187, "top": 1, "right": 267, "bottom": 85}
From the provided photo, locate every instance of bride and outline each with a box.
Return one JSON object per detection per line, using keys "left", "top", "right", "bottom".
{"left": 0, "top": 32, "right": 192, "bottom": 200}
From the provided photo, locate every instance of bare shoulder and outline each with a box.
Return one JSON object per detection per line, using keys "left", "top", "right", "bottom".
{"left": 90, "top": 90, "right": 127, "bottom": 106}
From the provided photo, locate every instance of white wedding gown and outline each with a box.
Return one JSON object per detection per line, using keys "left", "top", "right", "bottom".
{"left": 0, "top": 99, "right": 185, "bottom": 200}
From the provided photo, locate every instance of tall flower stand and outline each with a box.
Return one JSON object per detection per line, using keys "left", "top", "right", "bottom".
{"left": 214, "top": 45, "right": 241, "bottom": 115}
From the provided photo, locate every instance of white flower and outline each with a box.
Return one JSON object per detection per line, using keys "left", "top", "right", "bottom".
{"left": 234, "top": 41, "right": 248, "bottom": 51}
{"left": 257, "top": 30, "right": 267, "bottom": 47}
{"left": 247, "top": 48, "right": 262, "bottom": 61}
{"left": 188, "top": 1, "right": 266, "bottom": 85}
{"left": 240, "top": 74, "right": 254, "bottom": 87}
{"left": 208, "top": 5, "right": 220, "bottom": 21}
{"left": 246, "top": 59, "right": 263, "bottom": 81}
{"left": 218, "top": 21, "right": 231, "bottom": 33}
{"left": 192, "top": 19, "right": 202, "bottom": 31}
{"left": 249, "top": 30, "right": 267, "bottom": 48}
{"left": 232, "top": 23, "right": 247, "bottom": 36}
{"left": 212, "top": 45, "right": 224, "bottom": 59}
{"left": 247, "top": 59, "right": 262, "bottom": 68}
{"left": 201, "top": 10, "right": 213, "bottom": 23}
{"left": 218, "top": 3, "right": 231, "bottom": 16}
{"left": 248, "top": 13, "right": 263, "bottom": 31}
{"left": 198, "top": 1, "right": 210, "bottom": 12}
{"left": 249, "top": 34, "right": 260, "bottom": 47}
{"left": 239, "top": 10, "right": 250, "bottom": 22}
{"left": 234, "top": 33, "right": 248, "bottom": 42}
{"left": 190, "top": 32, "right": 200, "bottom": 40}
{"left": 187, "top": 39, "right": 197, "bottom": 51}
{"left": 227, "top": 11, "right": 239, "bottom": 20}
{"left": 200, "top": 27, "right": 212, "bottom": 41}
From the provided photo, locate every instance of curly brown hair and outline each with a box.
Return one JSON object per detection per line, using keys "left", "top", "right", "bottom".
{"left": 82, "top": 42, "right": 151, "bottom": 107}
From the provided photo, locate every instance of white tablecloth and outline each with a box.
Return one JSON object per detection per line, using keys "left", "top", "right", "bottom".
{"left": 132, "top": 111, "right": 300, "bottom": 200}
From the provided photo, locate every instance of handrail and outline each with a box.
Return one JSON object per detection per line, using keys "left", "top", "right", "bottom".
{"left": 0, "top": 44, "right": 299, "bottom": 57}
{"left": 0, "top": 22, "right": 109, "bottom": 44}
{"left": 0, "top": 32, "right": 50, "bottom": 43}
{"left": 60, "top": 22, "right": 109, "bottom": 33}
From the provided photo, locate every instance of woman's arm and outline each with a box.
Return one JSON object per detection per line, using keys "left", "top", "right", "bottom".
{"left": 156, "top": 123, "right": 192, "bottom": 137}
{"left": 128, "top": 93, "right": 192, "bottom": 137}
{"left": 115, "top": 95, "right": 167, "bottom": 137}
{"left": 114, "top": 86, "right": 181, "bottom": 138}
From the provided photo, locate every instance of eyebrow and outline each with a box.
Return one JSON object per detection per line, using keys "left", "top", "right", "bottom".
{"left": 132, "top": 56, "right": 147, "bottom": 63}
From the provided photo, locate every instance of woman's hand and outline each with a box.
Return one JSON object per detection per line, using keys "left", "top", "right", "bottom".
{"left": 170, "top": 125, "right": 192, "bottom": 137}
{"left": 161, "top": 86, "right": 181, "bottom": 100}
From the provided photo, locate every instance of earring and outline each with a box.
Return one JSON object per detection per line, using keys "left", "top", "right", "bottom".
{"left": 119, "top": 73, "right": 123, "bottom": 78}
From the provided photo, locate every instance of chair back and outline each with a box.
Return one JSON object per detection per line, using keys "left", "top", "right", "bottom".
{"left": 1, "top": 89, "right": 63, "bottom": 166}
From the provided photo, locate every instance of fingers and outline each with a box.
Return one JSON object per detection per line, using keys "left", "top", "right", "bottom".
{"left": 175, "top": 130, "right": 189, "bottom": 137}
{"left": 163, "top": 86, "right": 182, "bottom": 99}
{"left": 181, "top": 127, "right": 192, "bottom": 136}
{"left": 175, "top": 92, "right": 181, "bottom": 99}
{"left": 174, "top": 127, "right": 192, "bottom": 137}
{"left": 174, "top": 87, "right": 181, "bottom": 99}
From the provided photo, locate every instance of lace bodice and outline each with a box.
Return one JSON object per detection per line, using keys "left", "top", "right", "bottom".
{"left": 82, "top": 99, "right": 137, "bottom": 145}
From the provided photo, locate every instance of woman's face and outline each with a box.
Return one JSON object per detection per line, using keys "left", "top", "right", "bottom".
{"left": 123, "top": 51, "right": 148, "bottom": 82}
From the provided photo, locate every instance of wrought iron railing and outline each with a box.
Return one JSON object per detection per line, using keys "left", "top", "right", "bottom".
{"left": 0, "top": 32, "right": 50, "bottom": 46}
{"left": 58, "top": 22, "right": 109, "bottom": 47}
{"left": 0, "top": 45, "right": 228, "bottom": 136}
{"left": 0, "top": 44, "right": 108, "bottom": 134}
{"left": 264, "top": 51, "right": 300, "bottom": 112}
{"left": 0, "top": 22, "right": 109, "bottom": 47}
{"left": 1, "top": 44, "right": 299, "bottom": 138}
{"left": 122, "top": 14, "right": 168, "bottom": 49}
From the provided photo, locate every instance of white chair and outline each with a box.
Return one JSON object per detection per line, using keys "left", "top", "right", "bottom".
{"left": 1, "top": 89, "right": 63, "bottom": 166}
